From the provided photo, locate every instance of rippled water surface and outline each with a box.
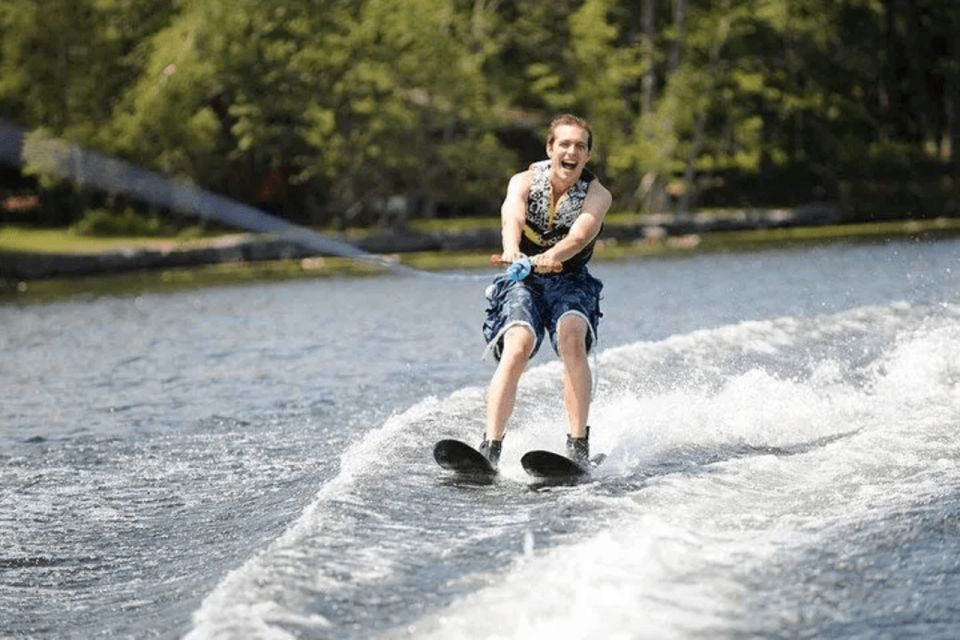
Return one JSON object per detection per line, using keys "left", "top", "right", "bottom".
{"left": 2, "top": 237, "right": 959, "bottom": 639}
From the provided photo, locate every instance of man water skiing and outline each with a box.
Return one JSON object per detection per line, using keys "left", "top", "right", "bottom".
{"left": 480, "top": 113, "right": 612, "bottom": 469}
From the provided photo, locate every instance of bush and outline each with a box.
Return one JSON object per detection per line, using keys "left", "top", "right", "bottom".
{"left": 70, "top": 208, "right": 168, "bottom": 237}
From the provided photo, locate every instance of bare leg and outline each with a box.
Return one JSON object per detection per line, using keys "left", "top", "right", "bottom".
{"left": 557, "top": 315, "right": 591, "bottom": 438}
{"left": 485, "top": 326, "right": 535, "bottom": 441}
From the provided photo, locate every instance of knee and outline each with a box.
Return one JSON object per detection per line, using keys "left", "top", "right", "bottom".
{"left": 500, "top": 326, "right": 535, "bottom": 366}
{"left": 557, "top": 319, "right": 588, "bottom": 361}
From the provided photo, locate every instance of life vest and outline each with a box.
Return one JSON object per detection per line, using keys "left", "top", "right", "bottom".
{"left": 519, "top": 159, "right": 597, "bottom": 272}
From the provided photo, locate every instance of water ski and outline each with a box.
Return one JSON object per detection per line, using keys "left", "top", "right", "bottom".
{"left": 433, "top": 439, "right": 497, "bottom": 478}
{"left": 521, "top": 450, "right": 606, "bottom": 480}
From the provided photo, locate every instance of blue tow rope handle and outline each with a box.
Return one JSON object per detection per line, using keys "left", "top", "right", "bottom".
{"left": 506, "top": 256, "right": 532, "bottom": 282}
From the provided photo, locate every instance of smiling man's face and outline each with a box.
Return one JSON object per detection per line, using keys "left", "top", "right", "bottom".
{"left": 546, "top": 124, "right": 591, "bottom": 187}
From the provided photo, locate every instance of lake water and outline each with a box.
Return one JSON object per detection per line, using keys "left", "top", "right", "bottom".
{"left": 2, "top": 237, "right": 959, "bottom": 639}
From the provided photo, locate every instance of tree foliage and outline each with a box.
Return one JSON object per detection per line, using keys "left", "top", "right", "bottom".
{"left": 0, "top": 0, "right": 956, "bottom": 226}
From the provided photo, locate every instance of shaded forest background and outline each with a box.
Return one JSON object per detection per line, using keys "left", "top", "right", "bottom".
{"left": 1, "top": 0, "right": 957, "bottom": 230}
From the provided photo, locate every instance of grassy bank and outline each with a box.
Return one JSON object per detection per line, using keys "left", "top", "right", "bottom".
{"left": 2, "top": 217, "right": 959, "bottom": 305}
{"left": 0, "top": 226, "right": 234, "bottom": 254}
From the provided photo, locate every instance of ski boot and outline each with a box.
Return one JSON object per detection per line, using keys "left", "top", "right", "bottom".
{"left": 478, "top": 436, "right": 502, "bottom": 468}
{"left": 566, "top": 426, "right": 590, "bottom": 468}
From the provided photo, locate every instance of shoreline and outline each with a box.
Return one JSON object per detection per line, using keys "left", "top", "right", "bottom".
{"left": 2, "top": 217, "right": 959, "bottom": 305}
{"left": 0, "top": 204, "right": 871, "bottom": 281}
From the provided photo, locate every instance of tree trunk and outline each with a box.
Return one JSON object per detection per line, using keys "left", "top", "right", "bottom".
{"left": 950, "top": 17, "right": 960, "bottom": 197}
{"left": 668, "top": 0, "right": 686, "bottom": 74}
{"left": 902, "top": 1, "right": 931, "bottom": 147}
{"left": 677, "top": 17, "right": 729, "bottom": 218}
{"left": 879, "top": 0, "right": 896, "bottom": 144}
{"left": 677, "top": 110, "right": 707, "bottom": 218}
{"left": 639, "top": 0, "right": 687, "bottom": 214}
{"left": 641, "top": 0, "right": 656, "bottom": 118}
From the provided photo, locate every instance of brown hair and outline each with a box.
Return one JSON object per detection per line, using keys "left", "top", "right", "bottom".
{"left": 547, "top": 113, "right": 593, "bottom": 151}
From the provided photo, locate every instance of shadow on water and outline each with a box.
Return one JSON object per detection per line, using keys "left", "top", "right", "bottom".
{"left": 526, "top": 477, "right": 594, "bottom": 491}
{"left": 434, "top": 473, "right": 498, "bottom": 488}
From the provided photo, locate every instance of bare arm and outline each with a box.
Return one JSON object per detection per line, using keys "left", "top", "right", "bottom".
{"left": 535, "top": 180, "right": 612, "bottom": 265}
{"left": 499, "top": 170, "right": 532, "bottom": 263}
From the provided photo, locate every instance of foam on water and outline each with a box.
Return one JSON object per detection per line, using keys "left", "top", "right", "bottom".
{"left": 403, "top": 302, "right": 960, "bottom": 639}
{"left": 186, "top": 300, "right": 960, "bottom": 639}
{"left": 185, "top": 397, "right": 444, "bottom": 638}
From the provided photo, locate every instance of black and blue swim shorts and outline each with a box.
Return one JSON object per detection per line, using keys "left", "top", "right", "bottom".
{"left": 482, "top": 268, "right": 603, "bottom": 360}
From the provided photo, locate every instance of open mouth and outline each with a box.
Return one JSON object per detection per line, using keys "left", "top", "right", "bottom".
{"left": 560, "top": 159, "right": 578, "bottom": 170}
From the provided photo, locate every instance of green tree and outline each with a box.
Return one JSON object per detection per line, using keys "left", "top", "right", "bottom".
{"left": 1, "top": 0, "right": 176, "bottom": 223}
{"left": 293, "top": 0, "right": 516, "bottom": 224}
{"left": 3, "top": 0, "right": 957, "bottom": 227}
{"left": 106, "top": 0, "right": 515, "bottom": 226}
{"left": 0, "top": 0, "right": 173, "bottom": 141}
